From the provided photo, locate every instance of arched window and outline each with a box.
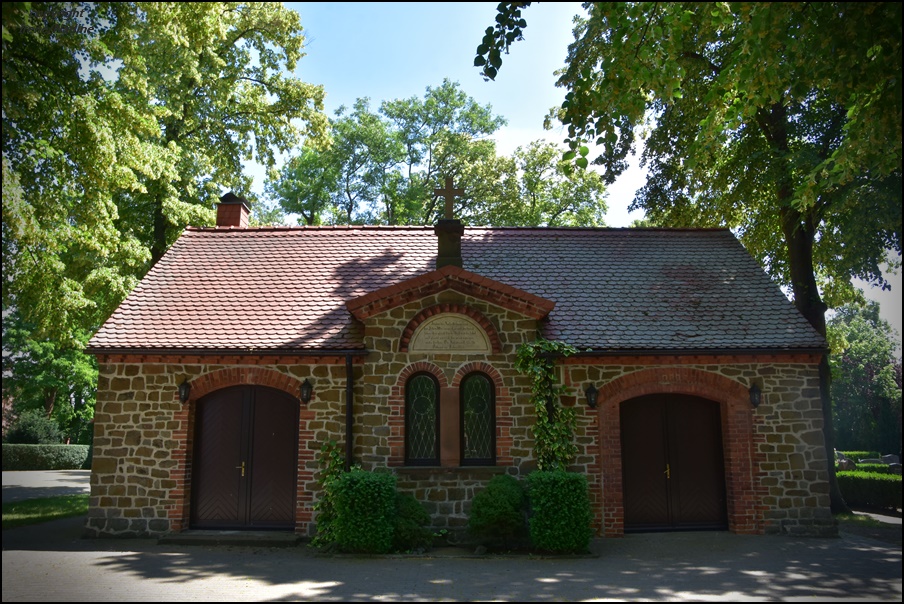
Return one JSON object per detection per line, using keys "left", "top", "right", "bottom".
{"left": 405, "top": 372, "right": 439, "bottom": 465}
{"left": 460, "top": 372, "right": 495, "bottom": 465}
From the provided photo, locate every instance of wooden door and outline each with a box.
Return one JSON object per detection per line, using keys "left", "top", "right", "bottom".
{"left": 191, "top": 386, "right": 299, "bottom": 529}
{"left": 621, "top": 394, "right": 727, "bottom": 532}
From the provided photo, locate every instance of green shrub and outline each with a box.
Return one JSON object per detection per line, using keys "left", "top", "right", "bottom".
{"left": 5, "top": 410, "right": 63, "bottom": 444}
{"left": 526, "top": 471, "right": 593, "bottom": 554}
{"left": 2, "top": 444, "right": 91, "bottom": 470}
{"left": 839, "top": 450, "right": 881, "bottom": 461}
{"left": 392, "top": 492, "right": 433, "bottom": 553}
{"left": 837, "top": 471, "right": 903, "bottom": 510}
{"left": 848, "top": 463, "right": 899, "bottom": 475}
{"left": 333, "top": 468, "right": 397, "bottom": 554}
{"left": 468, "top": 474, "right": 527, "bottom": 549}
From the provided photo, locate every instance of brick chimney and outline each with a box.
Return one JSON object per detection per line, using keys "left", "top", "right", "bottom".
{"left": 435, "top": 219, "right": 464, "bottom": 269}
{"left": 216, "top": 192, "right": 250, "bottom": 228}
{"left": 434, "top": 177, "right": 464, "bottom": 269}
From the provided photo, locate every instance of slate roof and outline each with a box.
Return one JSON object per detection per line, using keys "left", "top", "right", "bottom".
{"left": 87, "top": 226, "right": 827, "bottom": 353}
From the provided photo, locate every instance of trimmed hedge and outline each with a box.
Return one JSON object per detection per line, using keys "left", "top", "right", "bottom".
{"left": 2, "top": 444, "right": 91, "bottom": 470}
{"left": 468, "top": 473, "right": 527, "bottom": 549}
{"left": 332, "top": 468, "right": 397, "bottom": 554}
{"left": 526, "top": 471, "right": 593, "bottom": 554}
{"left": 836, "top": 471, "right": 903, "bottom": 510}
{"left": 838, "top": 450, "right": 881, "bottom": 461}
{"left": 846, "top": 463, "right": 901, "bottom": 475}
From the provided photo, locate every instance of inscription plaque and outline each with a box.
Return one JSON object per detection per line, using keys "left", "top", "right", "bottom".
{"left": 409, "top": 314, "right": 491, "bottom": 353}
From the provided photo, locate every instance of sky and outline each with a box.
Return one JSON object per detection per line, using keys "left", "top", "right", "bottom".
{"left": 274, "top": 2, "right": 900, "bottom": 343}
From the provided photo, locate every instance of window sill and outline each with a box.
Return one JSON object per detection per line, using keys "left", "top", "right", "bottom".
{"left": 394, "top": 465, "right": 507, "bottom": 478}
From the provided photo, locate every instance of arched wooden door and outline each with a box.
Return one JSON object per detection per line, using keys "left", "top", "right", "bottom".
{"left": 191, "top": 385, "right": 299, "bottom": 530}
{"left": 620, "top": 394, "right": 727, "bottom": 532}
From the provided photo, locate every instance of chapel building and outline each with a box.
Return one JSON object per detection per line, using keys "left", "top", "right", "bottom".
{"left": 84, "top": 192, "right": 836, "bottom": 538}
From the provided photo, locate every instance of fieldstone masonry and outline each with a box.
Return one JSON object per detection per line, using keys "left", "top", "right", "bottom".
{"left": 86, "top": 287, "right": 835, "bottom": 539}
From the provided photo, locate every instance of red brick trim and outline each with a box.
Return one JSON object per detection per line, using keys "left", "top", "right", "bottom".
{"left": 93, "top": 353, "right": 357, "bottom": 365}
{"left": 584, "top": 367, "right": 763, "bottom": 537}
{"left": 399, "top": 305, "right": 502, "bottom": 353}
{"left": 346, "top": 264, "right": 555, "bottom": 320}
{"left": 563, "top": 353, "right": 822, "bottom": 365}
{"left": 388, "top": 362, "right": 448, "bottom": 466}
{"left": 452, "top": 362, "right": 514, "bottom": 466}
{"left": 188, "top": 367, "right": 305, "bottom": 403}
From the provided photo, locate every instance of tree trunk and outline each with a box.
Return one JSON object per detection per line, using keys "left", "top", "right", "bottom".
{"left": 780, "top": 203, "right": 851, "bottom": 514}
{"left": 763, "top": 100, "right": 849, "bottom": 514}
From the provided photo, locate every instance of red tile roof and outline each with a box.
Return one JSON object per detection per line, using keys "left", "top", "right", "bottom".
{"left": 87, "top": 226, "right": 827, "bottom": 353}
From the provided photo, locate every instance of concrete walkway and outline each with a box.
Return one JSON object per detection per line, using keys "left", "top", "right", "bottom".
{"left": 3, "top": 471, "right": 902, "bottom": 602}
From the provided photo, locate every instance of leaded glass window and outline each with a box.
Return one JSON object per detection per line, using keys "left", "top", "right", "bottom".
{"left": 405, "top": 373, "right": 439, "bottom": 465}
{"left": 461, "top": 373, "right": 495, "bottom": 465}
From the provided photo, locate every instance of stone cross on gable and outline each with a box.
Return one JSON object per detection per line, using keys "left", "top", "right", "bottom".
{"left": 434, "top": 177, "right": 464, "bottom": 220}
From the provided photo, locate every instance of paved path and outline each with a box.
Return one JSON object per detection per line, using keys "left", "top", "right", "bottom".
{"left": 3, "top": 471, "right": 902, "bottom": 602}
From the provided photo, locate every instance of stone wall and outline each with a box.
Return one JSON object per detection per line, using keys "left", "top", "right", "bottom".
{"left": 85, "top": 357, "right": 352, "bottom": 538}
{"left": 87, "top": 296, "right": 834, "bottom": 539}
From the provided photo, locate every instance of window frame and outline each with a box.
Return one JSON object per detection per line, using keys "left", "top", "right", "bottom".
{"left": 459, "top": 371, "right": 496, "bottom": 466}
{"left": 404, "top": 371, "right": 440, "bottom": 466}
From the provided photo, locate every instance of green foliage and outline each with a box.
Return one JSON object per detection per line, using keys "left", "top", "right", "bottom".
{"left": 478, "top": 2, "right": 902, "bottom": 307}
{"left": 839, "top": 450, "right": 883, "bottom": 461}
{"left": 2, "top": 444, "right": 91, "bottom": 470}
{"left": 515, "top": 339, "right": 578, "bottom": 471}
{"left": 468, "top": 474, "right": 527, "bottom": 549}
{"left": 829, "top": 302, "right": 902, "bottom": 455}
{"left": 392, "top": 492, "right": 433, "bottom": 553}
{"left": 836, "top": 471, "right": 903, "bottom": 510}
{"left": 310, "top": 440, "right": 346, "bottom": 549}
{"left": 850, "top": 464, "right": 900, "bottom": 475}
{"left": 3, "top": 2, "right": 328, "bottom": 424}
{"left": 332, "top": 468, "right": 397, "bottom": 554}
{"left": 2, "top": 494, "right": 90, "bottom": 530}
{"left": 268, "top": 81, "right": 607, "bottom": 228}
{"left": 525, "top": 470, "right": 593, "bottom": 554}
{"left": 4, "top": 411, "right": 63, "bottom": 445}
{"left": 2, "top": 311, "right": 97, "bottom": 445}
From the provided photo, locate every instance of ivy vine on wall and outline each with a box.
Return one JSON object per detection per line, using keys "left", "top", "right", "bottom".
{"left": 514, "top": 339, "right": 578, "bottom": 471}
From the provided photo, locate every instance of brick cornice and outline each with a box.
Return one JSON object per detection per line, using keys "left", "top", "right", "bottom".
{"left": 346, "top": 264, "right": 555, "bottom": 320}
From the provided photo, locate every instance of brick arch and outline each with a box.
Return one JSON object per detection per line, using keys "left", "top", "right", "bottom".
{"left": 187, "top": 367, "right": 303, "bottom": 402}
{"left": 399, "top": 304, "right": 502, "bottom": 353}
{"left": 451, "top": 361, "right": 504, "bottom": 388}
{"left": 595, "top": 367, "right": 761, "bottom": 537}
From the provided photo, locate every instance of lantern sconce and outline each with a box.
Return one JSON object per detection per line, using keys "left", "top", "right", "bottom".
{"left": 585, "top": 384, "right": 599, "bottom": 409}
{"left": 749, "top": 383, "right": 762, "bottom": 409}
{"left": 300, "top": 378, "right": 313, "bottom": 404}
{"left": 178, "top": 379, "right": 191, "bottom": 404}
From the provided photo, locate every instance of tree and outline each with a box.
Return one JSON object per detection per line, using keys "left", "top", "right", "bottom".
{"left": 828, "top": 302, "right": 902, "bottom": 456}
{"left": 477, "top": 2, "right": 902, "bottom": 512}
{"left": 464, "top": 140, "right": 607, "bottom": 226}
{"left": 3, "top": 2, "right": 327, "bottom": 442}
{"left": 269, "top": 84, "right": 606, "bottom": 228}
{"left": 2, "top": 311, "right": 97, "bottom": 444}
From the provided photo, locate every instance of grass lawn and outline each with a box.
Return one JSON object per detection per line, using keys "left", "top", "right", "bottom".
{"left": 2, "top": 494, "right": 89, "bottom": 530}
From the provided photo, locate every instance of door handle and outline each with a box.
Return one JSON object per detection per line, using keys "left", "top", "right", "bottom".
{"left": 236, "top": 461, "right": 245, "bottom": 477}
{"left": 664, "top": 463, "right": 670, "bottom": 479}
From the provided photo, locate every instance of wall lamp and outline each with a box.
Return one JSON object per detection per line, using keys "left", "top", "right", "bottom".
{"left": 178, "top": 379, "right": 191, "bottom": 404}
{"left": 749, "top": 383, "right": 762, "bottom": 409}
{"left": 585, "top": 384, "right": 599, "bottom": 409}
{"left": 300, "top": 378, "right": 313, "bottom": 404}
